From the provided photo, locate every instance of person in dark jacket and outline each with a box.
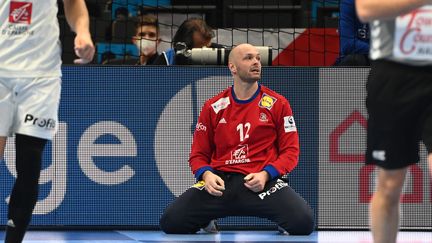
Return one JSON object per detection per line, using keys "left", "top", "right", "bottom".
{"left": 153, "top": 18, "right": 223, "bottom": 65}
{"left": 335, "top": 0, "right": 370, "bottom": 66}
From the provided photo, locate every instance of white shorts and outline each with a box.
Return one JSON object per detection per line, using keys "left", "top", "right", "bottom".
{"left": 0, "top": 77, "right": 61, "bottom": 140}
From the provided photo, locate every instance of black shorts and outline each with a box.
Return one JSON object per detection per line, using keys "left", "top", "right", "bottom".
{"left": 366, "top": 60, "right": 432, "bottom": 169}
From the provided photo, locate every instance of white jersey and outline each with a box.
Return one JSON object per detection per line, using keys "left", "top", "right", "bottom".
{"left": 369, "top": 5, "right": 432, "bottom": 65}
{"left": 0, "top": 0, "right": 62, "bottom": 77}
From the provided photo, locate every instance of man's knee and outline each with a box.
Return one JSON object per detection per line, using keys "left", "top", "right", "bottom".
{"left": 288, "top": 210, "right": 315, "bottom": 235}
{"left": 159, "top": 212, "right": 178, "bottom": 234}
{"left": 160, "top": 211, "right": 197, "bottom": 234}
{"left": 278, "top": 206, "right": 315, "bottom": 235}
{"left": 376, "top": 167, "right": 407, "bottom": 202}
{"left": 428, "top": 153, "right": 432, "bottom": 177}
{"left": 0, "top": 136, "right": 6, "bottom": 159}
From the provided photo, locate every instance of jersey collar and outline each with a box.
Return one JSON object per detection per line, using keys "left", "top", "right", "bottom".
{"left": 231, "top": 83, "right": 261, "bottom": 104}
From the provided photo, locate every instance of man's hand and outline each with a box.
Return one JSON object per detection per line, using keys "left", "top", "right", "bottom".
{"left": 73, "top": 33, "right": 95, "bottom": 64}
{"left": 202, "top": 171, "right": 225, "bottom": 196}
{"left": 244, "top": 171, "right": 269, "bottom": 192}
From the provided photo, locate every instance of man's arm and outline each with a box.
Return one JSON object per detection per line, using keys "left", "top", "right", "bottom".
{"left": 189, "top": 102, "right": 226, "bottom": 196}
{"left": 189, "top": 102, "right": 215, "bottom": 180}
{"left": 63, "top": 0, "right": 95, "bottom": 64}
{"left": 356, "top": 0, "right": 431, "bottom": 22}
{"left": 263, "top": 98, "right": 299, "bottom": 180}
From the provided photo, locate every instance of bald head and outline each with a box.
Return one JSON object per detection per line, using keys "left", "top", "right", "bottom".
{"left": 228, "top": 43, "right": 258, "bottom": 63}
{"left": 227, "top": 43, "right": 261, "bottom": 83}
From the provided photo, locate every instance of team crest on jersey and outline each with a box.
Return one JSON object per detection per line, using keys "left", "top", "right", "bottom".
{"left": 259, "top": 93, "right": 277, "bottom": 110}
{"left": 211, "top": 97, "right": 230, "bottom": 114}
{"left": 259, "top": 113, "right": 268, "bottom": 122}
{"left": 192, "top": 181, "right": 206, "bottom": 190}
{"left": 9, "top": 2, "right": 32, "bottom": 24}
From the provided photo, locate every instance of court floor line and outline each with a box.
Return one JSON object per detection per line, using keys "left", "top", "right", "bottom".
{"left": 0, "top": 230, "right": 430, "bottom": 243}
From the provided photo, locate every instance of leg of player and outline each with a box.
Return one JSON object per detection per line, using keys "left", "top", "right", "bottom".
{"left": 5, "top": 134, "right": 47, "bottom": 243}
{"left": 266, "top": 185, "right": 314, "bottom": 235}
{"left": 0, "top": 136, "right": 6, "bottom": 187}
{"left": 370, "top": 167, "right": 407, "bottom": 243}
{"left": 160, "top": 185, "right": 226, "bottom": 234}
{"left": 238, "top": 176, "right": 314, "bottom": 235}
{"left": 428, "top": 154, "right": 432, "bottom": 177}
{"left": 0, "top": 136, "right": 6, "bottom": 160}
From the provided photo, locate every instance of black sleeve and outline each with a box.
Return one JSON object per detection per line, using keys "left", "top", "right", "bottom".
{"left": 209, "top": 43, "right": 227, "bottom": 48}
{"left": 151, "top": 53, "right": 168, "bottom": 65}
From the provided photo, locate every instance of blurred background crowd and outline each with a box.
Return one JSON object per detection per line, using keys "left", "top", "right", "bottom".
{"left": 58, "top": 0, "right": 368, "bottom": 66}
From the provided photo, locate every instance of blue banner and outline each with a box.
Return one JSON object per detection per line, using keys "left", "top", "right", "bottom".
{"left": 1, "top": 66, "right": 319, "bottom": 227}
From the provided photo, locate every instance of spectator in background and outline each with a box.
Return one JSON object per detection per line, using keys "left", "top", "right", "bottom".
{"left": 105, "top": 7, "right": 129, "bottom": 42}
{"left": 153, "top": 17, "right": 224, "bottom": 65}
{"left": 113, "top": 6, "right": 129, "bottom": 20}
{"left": 132, "top": 14, "right": 161, "bottom": 65}
{"left": 104, "top": 14, "right": 161, "bottom": 65}
{"left": 335, "top": 0, "right": 370, "bottom": 66}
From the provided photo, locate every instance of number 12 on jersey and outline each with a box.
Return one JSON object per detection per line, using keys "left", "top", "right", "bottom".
{"left": 236, "top": 122, "right": 251, "bottom": 142}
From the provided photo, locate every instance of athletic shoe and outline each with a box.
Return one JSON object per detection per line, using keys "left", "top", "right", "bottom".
{"left": 277, "top": 225, "right": 289, "bottom": 235}
{"left": 202, "top": 219, "right": 219, "bottom": 233}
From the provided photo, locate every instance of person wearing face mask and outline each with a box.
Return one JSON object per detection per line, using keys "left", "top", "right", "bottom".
{"left": 153, "top": 17, "right": 224, "bottom": 65}
{"left": 105, "top": 14, "right": 161, "bottom": 65}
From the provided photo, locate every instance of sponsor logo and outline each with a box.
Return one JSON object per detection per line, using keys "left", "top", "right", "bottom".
{"left": 219, "top": 118, "right": 227, "bottom": 124}
{"left": 192, "top": 181, "right": 206, "bottom": 190}
{"left": 9, "top": 2, "right": 32, "bottom": 24}
{"left": 392, "top": 6, "right": 432, "bottom": 61}
{"left": 6, "top": 219, "right": 15, "bottom": 228}
{"left": 225, "top": 144, "right": 251, "bottom": 164}
{"left": 258, "top": 179, "right": 288, "bottom": 200}
{"left": 259, "top": 93, "right": 277, "bottom": 110}
{"left": 211, "top": 97, "right": 230, "bottom": 114}
{"left": 195, "top": 122, "right": 207, "bottom": 132}
{"left": 283, "top": 116, "right": 296, "bottom": 132}
{"left": 1, "top": 24, "right": 33, "bottom": 36}
{"left": 5, "top": 121, "right": 138, "bottom": 214}
{"left": 24, "top": 114, "right": 56, "bottom": 129}
{"left": 372, "top": 150, "right": 386, "bottom": 161}
{"left": 259, "top": 112, "right": 268, "bottom": 122}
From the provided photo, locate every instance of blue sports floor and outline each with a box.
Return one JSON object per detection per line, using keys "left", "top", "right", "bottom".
{"left": 0, "top": 230, "right": 430, "bottom": 243}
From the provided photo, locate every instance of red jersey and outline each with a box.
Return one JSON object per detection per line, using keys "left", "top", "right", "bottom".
{"left": 189, "top": 84, "right": 299, "bottom": 180}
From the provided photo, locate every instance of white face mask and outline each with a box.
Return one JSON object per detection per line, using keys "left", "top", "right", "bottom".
{"left": 135, "top": 39, "right": 157, "bottom": 56}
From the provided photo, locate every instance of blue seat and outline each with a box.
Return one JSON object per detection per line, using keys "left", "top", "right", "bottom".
{"left": 96, "top": 42, "right": 139, "bottom": 63}
{"left": 111, "top": 0, "right": 171, "bottom": 19}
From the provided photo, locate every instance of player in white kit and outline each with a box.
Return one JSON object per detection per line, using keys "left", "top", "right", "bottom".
{"left": 0, "top": 1, "right": 94, "bottom": 242}
{"left": 356, "top": 1, "right": 432, "bottom": 243}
